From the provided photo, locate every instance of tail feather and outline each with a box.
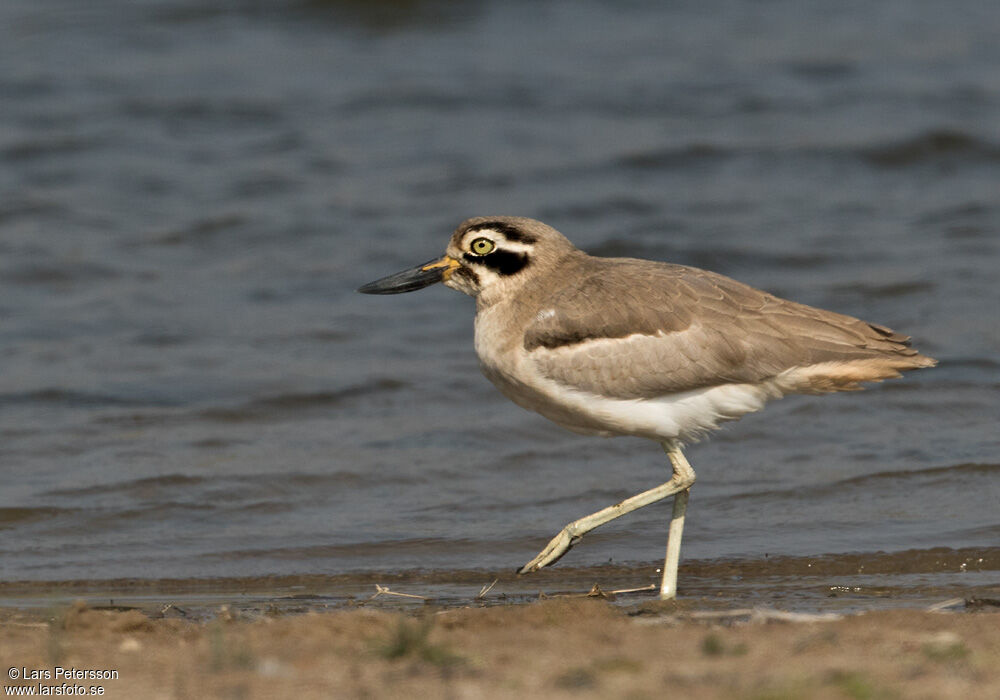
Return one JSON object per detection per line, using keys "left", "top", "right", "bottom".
{"left": 773, "top": 353, "right": 936, "bottom": 396}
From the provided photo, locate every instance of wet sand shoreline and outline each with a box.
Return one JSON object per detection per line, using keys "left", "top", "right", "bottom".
{"left": 1, "top": 546, "right": 996, "bottom": 617}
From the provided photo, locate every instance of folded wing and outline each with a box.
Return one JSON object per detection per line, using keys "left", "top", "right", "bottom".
{"left": 524, "top": 258, "right": 935, "bottom": 400}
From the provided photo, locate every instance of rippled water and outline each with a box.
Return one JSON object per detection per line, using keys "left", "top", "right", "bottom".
{"left": 1, "top": 0, "right": 998, "bottom": 601}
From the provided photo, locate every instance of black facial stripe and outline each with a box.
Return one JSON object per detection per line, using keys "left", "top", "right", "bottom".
{"left": 466, "top": 221, "right": 538, "bottom": 244}
{"left": 462, "top": 250, "right": 530, "bottom": 276}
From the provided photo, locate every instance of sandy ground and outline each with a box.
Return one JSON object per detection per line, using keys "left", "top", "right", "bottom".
{"left": 1, "top": 596, "right": 998, "bottom": 700}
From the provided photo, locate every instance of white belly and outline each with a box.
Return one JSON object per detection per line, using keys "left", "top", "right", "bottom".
{"left": 515, "top": 375, "right": 777, "bottom": 442}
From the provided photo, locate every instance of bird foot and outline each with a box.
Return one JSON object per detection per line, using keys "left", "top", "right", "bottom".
{"left": 517, "top": 529, "right": 579, "bottom": 574}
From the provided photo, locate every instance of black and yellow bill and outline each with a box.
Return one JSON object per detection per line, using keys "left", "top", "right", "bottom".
{"left": 357, "top": 256, "right": 460, "bottom": 295}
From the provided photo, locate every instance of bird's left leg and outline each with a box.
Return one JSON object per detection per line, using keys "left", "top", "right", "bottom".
{"left": 518, "top": 440, "right": 696, "bottom": 575}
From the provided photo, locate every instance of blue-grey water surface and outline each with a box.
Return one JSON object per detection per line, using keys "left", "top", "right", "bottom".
{"left": 1, "top": 0, "right": 998, "bottom": 603}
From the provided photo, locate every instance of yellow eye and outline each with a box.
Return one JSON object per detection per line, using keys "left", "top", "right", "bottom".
{"left": 470, "top": 237, "right": 495, "bottom": 256}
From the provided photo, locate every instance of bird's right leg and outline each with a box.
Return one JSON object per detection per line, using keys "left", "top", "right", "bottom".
{"left": 658, "top": 442, "right": 695, "bottom": 599}
{"left": 518, "top": 440, "right": 696, "bottom": 575}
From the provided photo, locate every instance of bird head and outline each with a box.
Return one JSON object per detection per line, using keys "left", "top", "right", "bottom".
{"left": 358, "top": 216, "right": 576, "bottom": 304}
